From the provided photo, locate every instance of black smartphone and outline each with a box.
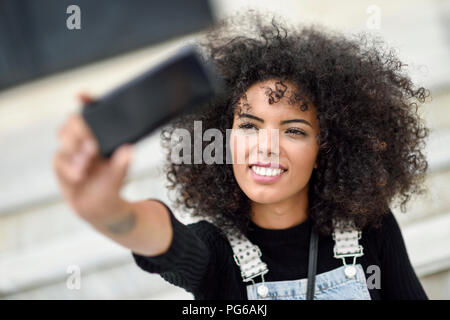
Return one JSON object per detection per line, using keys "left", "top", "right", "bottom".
{"left": 81, "top": 45, "right": 223, "bottom": 158}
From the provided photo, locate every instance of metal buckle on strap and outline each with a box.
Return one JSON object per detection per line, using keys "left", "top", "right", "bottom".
{"left": 332, "top": 228, "right": 364, "bottom": 266}
{"left": 233, "top": 246, "right": 268, "bottom": 284}
{"left": 241, "top": 267, "right": 268, "bottom": 285}
{"left": 225, "top": 226, "right": 269, "bottom": 285}
{"left": 333, "top": 249, "right": 364, "bottom": 266}
{"left": 233, "top": 253, "right": 241, "bottom": 266}
{"left": 233, "top": 245, "right": 262, "bottom": 266}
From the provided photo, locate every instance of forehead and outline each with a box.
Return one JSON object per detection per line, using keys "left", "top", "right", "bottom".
{"left": 235, "top": 79, "right": 315, "bottom": 118}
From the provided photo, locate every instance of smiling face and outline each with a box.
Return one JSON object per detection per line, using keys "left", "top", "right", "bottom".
{"left": 230, "top": 79, "right": 320, "bottom": 206}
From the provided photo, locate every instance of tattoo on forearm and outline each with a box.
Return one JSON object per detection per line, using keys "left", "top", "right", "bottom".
{"left": 105, "top": 212, "right": 136, "bottom": 235}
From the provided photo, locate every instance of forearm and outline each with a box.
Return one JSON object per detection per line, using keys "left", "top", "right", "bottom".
{"left": 87, "top": 199, "right": 173, "bottom": 257}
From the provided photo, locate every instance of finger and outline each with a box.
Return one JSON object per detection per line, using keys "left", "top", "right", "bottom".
{"left": 53, "top": 152, "right": 85, "bottom": 189}
{"left": 74, "top": 140, "right": 102, "bottom": 176}
{"left": 78, "top": 92, "right": 95, "bottom": 105}
{"left": 71, "top": 118, "right": 99, "bottom": 158}
{"left": 58, "top": 125, "right": 84, "bottom": 157}
{"left": 109, "top": 144, "right": 133, "bottom": 187}
{"left": 59, "top": 114, "right": 98, "bottom": 158}
{"left": 68, "top": 110, "right": 100, "bottom": 156}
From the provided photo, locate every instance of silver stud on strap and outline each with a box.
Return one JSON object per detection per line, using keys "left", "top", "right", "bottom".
{"left": 344, "top": 265, "right": 357, "bottom": 279}
{"left": 257, "top": 284, "right": 269, "bottom": 297}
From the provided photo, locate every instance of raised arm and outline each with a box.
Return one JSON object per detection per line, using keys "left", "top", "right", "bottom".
{"left": 52, "top": 93, "right": 172, "bottom": 257}
{"left": 52, "top": 94, "right": 215, "bottom": 295}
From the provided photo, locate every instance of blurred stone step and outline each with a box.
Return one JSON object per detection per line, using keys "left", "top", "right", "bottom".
{"left": 401, "top": 211, "right": 450, "bottom": 277}
{"left": 2, "top": 261, "right": 191, "bottom": 300}
{"left": 392, "top": 167, "right": 450, "bottom": 227}
{"left": 422, "top": 91, "right": 450, "bottom": 131}
{"left": 0, "top": 205, "right": 194, "bottom": 298}
{"left": 0, "top": 225, "right": 182, "bottom": 297}
{"left": 0, "top": 173, "right": 174, "bottom": 254}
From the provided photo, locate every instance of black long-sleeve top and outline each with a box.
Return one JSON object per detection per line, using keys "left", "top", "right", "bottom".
{"left": 132, "top": 200, "right": 428, "bottom": 300}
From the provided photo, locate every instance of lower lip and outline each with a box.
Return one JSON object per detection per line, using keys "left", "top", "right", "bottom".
{"left": 249, "top": 167, "right": 286, "bottom": 183}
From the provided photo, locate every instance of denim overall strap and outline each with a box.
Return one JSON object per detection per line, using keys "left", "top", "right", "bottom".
{"left": 225, "top": 219, "right": 366, "bottom": 299}
{"left": 223, "top": 228, "right": 269, "bottom": 284}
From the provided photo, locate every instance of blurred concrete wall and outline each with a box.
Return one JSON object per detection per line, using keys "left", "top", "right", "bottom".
{"left": 1, "top": 0, "right": 449, "bottom": 299}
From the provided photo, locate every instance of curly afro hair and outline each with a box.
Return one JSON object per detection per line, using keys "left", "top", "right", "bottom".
{"left": 160, "top": 10, "right": 430, "bottom": 236}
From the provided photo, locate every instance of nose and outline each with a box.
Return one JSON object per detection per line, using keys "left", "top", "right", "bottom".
{"left": 257, "top": 128, "right": 279, "bottom": 159}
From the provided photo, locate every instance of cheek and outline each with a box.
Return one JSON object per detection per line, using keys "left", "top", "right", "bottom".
{"left": 229, "top": 131, "right": 258, "bottom": 164}
{"left": 232, "top": 163, "right": 247, "bottom": 181}
{"left": 286, "top": 141, "right": 318, "bottom": 172}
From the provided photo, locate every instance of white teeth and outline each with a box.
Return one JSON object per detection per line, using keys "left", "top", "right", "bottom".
{"left": 251, "top": 166, "right": 285, "bottom": 177}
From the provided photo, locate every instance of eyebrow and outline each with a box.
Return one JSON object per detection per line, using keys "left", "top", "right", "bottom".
{"left": 238, "top": 113, "right": 313, "bottom": 128}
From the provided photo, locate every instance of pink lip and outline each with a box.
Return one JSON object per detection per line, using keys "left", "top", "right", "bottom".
{"left": 249, "top": 165, "right": 287, "bottom": 183}
{"left": 249, "top": 162, "right": 287, "bottom": 170}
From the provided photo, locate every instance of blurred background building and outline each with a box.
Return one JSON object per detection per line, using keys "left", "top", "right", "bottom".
{"left": 0, "top": 0, "right": 449, "bottom": 299}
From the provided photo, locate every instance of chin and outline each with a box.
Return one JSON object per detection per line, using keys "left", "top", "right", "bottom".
{"left": 245, "top": 189, "right": 287, "bottom": 205}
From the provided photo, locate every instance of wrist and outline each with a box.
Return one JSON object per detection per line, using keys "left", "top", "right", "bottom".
{"left": 88, "top": 198, "right": 134, "bottom": 230}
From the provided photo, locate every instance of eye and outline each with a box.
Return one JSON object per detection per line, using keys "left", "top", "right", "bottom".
{"left": 285, "top": 128, "right": 306, "bottom": 136}
{"left": 237, "top": 122, "right": 258, "bottom": 131}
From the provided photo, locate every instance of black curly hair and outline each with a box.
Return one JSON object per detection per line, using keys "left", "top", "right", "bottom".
{"left": 160, "top": 10, "right": 430, "bottom": 237}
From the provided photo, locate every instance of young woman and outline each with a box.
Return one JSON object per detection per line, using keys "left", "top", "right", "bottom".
{"left": 53, "top": 11, "right": 430, "bottom": 300}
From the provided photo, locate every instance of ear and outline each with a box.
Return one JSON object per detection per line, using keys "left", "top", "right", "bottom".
{"left": 314, "top": 162, "right": 318, "bottom": 169}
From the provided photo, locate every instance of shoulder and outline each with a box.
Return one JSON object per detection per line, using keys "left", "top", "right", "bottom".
{"left": 361, "top": 209, "right": 404, "bottom": 255}
{"left": 362, "top": 209, "right": 400, "bottom": 235}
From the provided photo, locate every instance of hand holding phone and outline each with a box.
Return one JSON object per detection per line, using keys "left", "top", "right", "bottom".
{"left": 53, "top": 95, "right": 134, "bottom": 224}
{"left": 81, "top": 45, "right": 223, "bottom": 158}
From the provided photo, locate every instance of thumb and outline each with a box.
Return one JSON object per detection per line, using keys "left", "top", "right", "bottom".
{"left": 110, "top": 144, "right": 133, "bottom": 185}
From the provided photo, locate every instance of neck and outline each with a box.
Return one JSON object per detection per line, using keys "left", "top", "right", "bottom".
{"left": 250, "top": 186, "right": 309, "bottom": 230}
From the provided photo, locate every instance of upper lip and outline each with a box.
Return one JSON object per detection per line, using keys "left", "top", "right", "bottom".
{"left": 249, "top": 162, "right": 287, "bottom": 170}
